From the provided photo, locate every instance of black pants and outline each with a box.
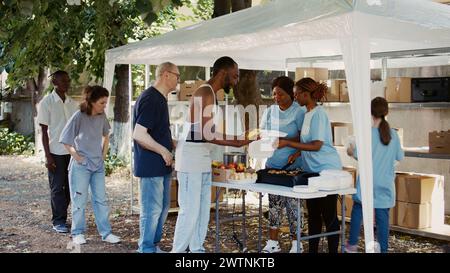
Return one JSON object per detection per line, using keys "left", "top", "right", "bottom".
{"left": 48, "top": 154, "right": 71, "bottom": 226}
{"left": 306, "top": 194, "right": 339, "bottom": 253}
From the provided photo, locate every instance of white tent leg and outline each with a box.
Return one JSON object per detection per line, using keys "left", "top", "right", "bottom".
{"left": 129, "top": 65, "right": 135, "bottom": 215}
{"left": 145, "top": 64, "right": 150, "bottom": 89}
{"left": 340, "top": 13, "right": 376, "bottom": 253}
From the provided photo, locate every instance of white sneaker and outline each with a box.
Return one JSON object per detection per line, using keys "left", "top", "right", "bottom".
{"left": 103, "top": 234, "right": 121, "bottom": 244}
{"left": 289, "top": 240, "right": 304, "bottom": 253}
{"left": 156, "top": 246, "right": 167, "bottom": 253}
{"left": 72, "top": 234, "right": 86, "bottom": 245}
{"left": 262, "top": 240, "right": 281, "bottom": 253}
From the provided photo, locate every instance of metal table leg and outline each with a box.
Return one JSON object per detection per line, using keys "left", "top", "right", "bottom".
{"left": 341, "top": 194, "right": 346, "bottom": 253}
{"left": 258, "top": 192, "right": 262, "bottom": 253}
{"left": 242, "top": 190, "right": 247, "bottom": 252}
{"left": 297, "top": 199, "right": 301, "bottom": 253}
{"left": 215, "top": 187, "right": 220, "bottom": 253}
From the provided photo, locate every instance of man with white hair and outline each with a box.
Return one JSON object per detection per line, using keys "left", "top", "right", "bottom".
{"left": 132, "top": 62, "right": 179, "bottom": 253}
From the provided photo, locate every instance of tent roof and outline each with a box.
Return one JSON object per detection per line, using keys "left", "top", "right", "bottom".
{"left": 105, "top": 0, "right": 450, "bottom": 71}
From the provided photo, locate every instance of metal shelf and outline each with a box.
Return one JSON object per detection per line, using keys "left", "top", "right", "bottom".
{"left": 168, "top": 100, "right": 228, "bottom": 106}
{"left": 336, "top": 145, "right": 450, "bottom": 160}
{"left": 322, "top": 102, "right": 450, "bottom": 109}
{"left": 404, "top": 147, "right": 450, "bottom": 160}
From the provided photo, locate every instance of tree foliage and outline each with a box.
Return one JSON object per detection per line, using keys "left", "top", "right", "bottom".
{"left": 0, "top": 0, "right": 213, "bottom": 91}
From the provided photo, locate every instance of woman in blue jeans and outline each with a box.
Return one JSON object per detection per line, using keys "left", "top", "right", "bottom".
{"left": 60, "top": 85, "right": 120, "bottom": 245}
{"left": 345, "top": 97, "right": 404, "bottom": 253}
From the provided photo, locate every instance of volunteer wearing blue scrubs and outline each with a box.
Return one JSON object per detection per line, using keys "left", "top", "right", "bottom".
{"left": 345, "top": 97, "right": 404, "bottom": 253}
{"left": 260, "top": 76, "right": 306, "bottom": 253}
{"left": 278, "top": 77, "right": 342, "bottom": 253}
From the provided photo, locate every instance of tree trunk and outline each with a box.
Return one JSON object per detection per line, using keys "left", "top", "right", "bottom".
{"left": 30, "top": 67, "right": 49, "bottom": 157}
{"left": 231, "top": 0, "right": 251, "bottom": 11}
{"left": 213, "top": 0, "right": 230, "bottom": 17}
{"left": 30, "top": 67, "right": 48, "bottom": 117}
{"left": 110, "top": 64, "right": 130, "bottom": 160}
{"left": 213, "top": 0, "right": 261, "bottom": 131}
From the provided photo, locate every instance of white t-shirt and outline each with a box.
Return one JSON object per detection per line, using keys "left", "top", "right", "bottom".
{"left": 37, "top": 91, "right": 78, "bottom": 155}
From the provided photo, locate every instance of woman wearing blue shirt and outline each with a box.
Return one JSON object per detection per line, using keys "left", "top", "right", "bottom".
{"left": 345, "top": 97, "right": 404, "bottom": 253}
{"left": 261, "top": 76, "right": 306, "bottom": 253}
{"left": 278, "top": 77, "right": 342, "bottom": 253}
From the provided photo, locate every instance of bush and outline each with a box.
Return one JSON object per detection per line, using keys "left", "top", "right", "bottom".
{"left": 0, "top": 128, "right": 35, "bottom": 155}
{"left": 104, "top": 152, "right": 126, "bottom": 176}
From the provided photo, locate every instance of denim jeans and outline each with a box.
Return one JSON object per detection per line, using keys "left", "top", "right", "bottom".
{"left": 69, "top": 162, "right": 112, "bottom": 239}
{"left": 348, "top": 201, "right": 390, "bottom": 253}
{"left": 48, "top": 154, "right": 71, "bottom": 226}
{"left": 172, "top": 172, "right": 211, "bottom": 253}
{"left": 138, "top": 174, "right": 171, "bottom": 253}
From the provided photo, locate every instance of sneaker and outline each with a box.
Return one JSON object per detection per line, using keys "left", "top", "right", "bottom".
{"left": 262, "top": 240, "right": 281, "bottom": 253}
{"left": 344, "top": 243, "right": 358, "bottom": 253}
{"left": 289, "top": 240, "right": 304, "bottom": 253}
{"left": 72, "top": 234, "right": 87, "bottom": 245}
{"left": 156, "top": 246, "right": 167, "bottom": 253}
{"left": 103, "top": 234, "right": 121, "bottom": 244}
{"left": 53, "top": 224, "right": 69, "bottom": 233}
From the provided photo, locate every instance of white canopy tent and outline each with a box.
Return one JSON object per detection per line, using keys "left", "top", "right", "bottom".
{"left": 104, "top": 0, "right": 450, "bottom": 252}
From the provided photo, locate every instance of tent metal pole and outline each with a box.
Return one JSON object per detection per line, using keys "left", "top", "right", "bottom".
{"left": 145, "top": 64, "right": 150, "bottom": 89}
{"left": 285, "top": 47, "right": 450, "bottom": 64}
{"left": 205, "top": 66, "right": 211, "bottom": 80}
{"left": 129, "top": 64, "right": 134, "bottom": 215}
{"left": 381, "top": 58, "right": 388, "bottom": 81}
{"left": 284, "top": 60, "right": 289, "bottom": 76}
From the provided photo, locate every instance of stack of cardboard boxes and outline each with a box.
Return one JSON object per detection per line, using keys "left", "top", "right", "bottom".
{"left": 295, "top": 67, "right": 328, "bottom": 83}
{"left": 429, "top": 130, "right": 450, "bottom": 154}
{"left": 170, "top": 179, "right": 178, "bottom": 208}
{"left": 337, "top": 166, "right": 357, "bottom": 218}
{"left": 294, "top": 68, "right": 351, "bottom": 102}
{"left": 394, "top": 172, "right": 444, "bottom": 229}
{"left": 385, "top": 77, "right": 412, "bottom": 103}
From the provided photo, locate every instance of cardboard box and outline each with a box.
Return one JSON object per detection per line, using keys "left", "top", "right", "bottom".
{"left": 395, "top": 173, "right": 436, "bottom": 204}
{"left": 337, "top": 195, "right": 353, "bottom": 218}
{"left": 390, "top": 202, "right": 398, "bottom": 226}
{"left": 170, "top": 180, "right": 178, "bottom": 208}
{"left": 343, "top": 166, "right": 357, "bottom": 187}
{"left": 385, "top": 77, "right": 411, "bottom": 103}
{"left": 326, "top": 80, "right": 341, "bottom": 102}
{"left": 331, "top": 122, "right": 353, "bottom": 146}
{"left": 339, "top": 81, "right": 349, "bottom": 102}
{"left": 396, "top": 201, "right": 431, "bottom": 229}
{"left": 295, "top": 68, "right": 328, "bottom": 82}
{"left": 179, "top": 80, "right": 206, "bottom": 101}
{"left": 212, "top": 168, "right": 235, "bottom": 182}
{"left": 211, "top": 186, "right": 224, "bottom": 202}
{"left": 429, "top": 130, "right": 450, "bottom": 154}
{"left": 396, "top": 172, "right": 445, "bottom": 228}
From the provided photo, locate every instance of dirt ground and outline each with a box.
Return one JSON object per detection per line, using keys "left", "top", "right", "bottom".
{"left": 0, "top": 155, "right": 448, "bottom": 253}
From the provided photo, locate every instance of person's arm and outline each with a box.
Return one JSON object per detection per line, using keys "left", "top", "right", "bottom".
{"left": 102, "top": 135, "right": 109, "bottom": 160}
{"left": 37, "top": 99, "right": 57, "bottom": 172}
{"left": 347, "top": 142, "right": 357, "bottom": 159}
{"left": 63, "top": 144, "right": 84, "bottom": 163}
{"left": 288, "top": 149, "right": 301, "bottom": 164}
{"left": 195, "top": 88, "right": 253, "bottom": 147}
{"left": 278, "top": 138, "right": 323, "bottom": 151}
{"left": 40, "top": 124, "right": 56, "bottom": 172}
{"left": 132, "top": 124, "right": 172, "bottom": 166}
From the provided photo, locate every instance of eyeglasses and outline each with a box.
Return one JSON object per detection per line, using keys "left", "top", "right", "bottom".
{"left": 167, "top": 71, "right": 180, "bottom": 80}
